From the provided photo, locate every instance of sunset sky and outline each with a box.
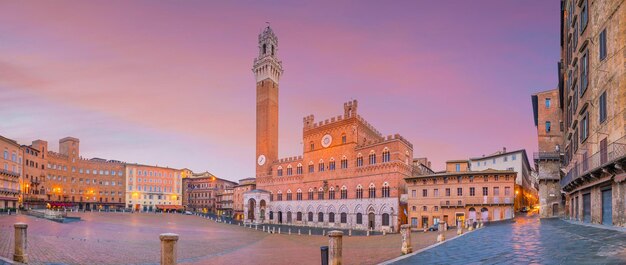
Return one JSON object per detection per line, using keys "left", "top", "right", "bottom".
{"left": 0, "top": 1, "right": 559, "bottom": 181}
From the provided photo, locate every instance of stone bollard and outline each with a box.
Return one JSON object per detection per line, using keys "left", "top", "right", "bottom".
{"left": 255, "top": 225, "right": 258, "bottom": 230}
{"left": 383, "top": 230, "right": 386, "bottom": 236}
{"left": 278, "top": 227, "right": 281, "bottom": 234}
{"left": 328, "top": 231, "right": 343, "bottom": 265}
{"left": 349, "top": 229, "right": 352, "bottom": 237}
{"left": 273, "top": 227, "right": 276, "bottom": 234}
{"left": 309, "top": 229, "right": 312, "bottom": 236}
{"left": 262, "top": 226, "right": 265, "bottom": 232}
{"left": 457, "top": 222, "right": 463, "bottom": 235}
{"left": 288, "top": 228, "right": 291, "bottom": 235}
{"left": 160, "top": 233, "right": 178, "bottom": 265}
{"left": 437, "top": 222, "right": 446, "bottom": 242}
{"left": 322, "top": 230, "right": 325, "bottom": 236}
{"left": 298, "top": 229, "right": 301, "bottom": 235}
{"left": 13, "top": 223, "right": 28, "bottom": 263}
{"left": 366, "top": 230, "right": 370, "bottom": 236}
{"left": 400, "top": 224, "right": 412, "bottom": 255}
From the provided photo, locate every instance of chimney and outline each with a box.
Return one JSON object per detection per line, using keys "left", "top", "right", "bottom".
{"left": 503, "top": 147, "right": 507, "bottom": 153}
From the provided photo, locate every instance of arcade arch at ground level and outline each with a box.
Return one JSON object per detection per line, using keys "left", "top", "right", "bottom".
{"left": 243, "top": 191, "right": 399, "bottom": 232}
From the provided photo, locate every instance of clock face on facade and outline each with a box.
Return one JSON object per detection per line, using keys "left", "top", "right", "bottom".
{"left": 321, "top": 134, "right": 332, "bottom": 148}
{"left": 257, "top": 155, "right": 266, "bottom": 166}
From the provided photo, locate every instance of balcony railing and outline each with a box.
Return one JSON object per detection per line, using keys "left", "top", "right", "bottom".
{"left": 561, "top": 136, "right": 626, "bottom": 189}
{"left": 533, "top": 152, "right": 561, "bottom": 161}
{"left": 0, "top": 187, "right": 20, "bottom": 194}
{"left": 0, "top": 168, "right": 20, "bottom": 178}
{"left": 439, "top": 197, "right": 513, "bottom": 207}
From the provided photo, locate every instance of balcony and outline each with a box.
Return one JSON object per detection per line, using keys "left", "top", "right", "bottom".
{"left": 561, "top": 136, "right": 626, "bottom": 191}
{"left": 0, "top": 187, "right": 20, "bottom": 195}
{"left": 0, "top": 168, "right": 20, "bottom": 178}
{"left": 533, "top": 152, "right": 562, "bottom": 162}
{"left": 439, "top": 197, "right": 513, "bottom": 208}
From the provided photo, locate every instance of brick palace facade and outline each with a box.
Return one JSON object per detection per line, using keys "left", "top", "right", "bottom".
{"left": 244, "top": 26, "right": 414, "bottom": 232}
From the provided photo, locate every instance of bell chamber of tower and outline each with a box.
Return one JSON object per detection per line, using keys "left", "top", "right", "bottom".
{"left": 253, "top": 26, "right": 284, "bottom": 84}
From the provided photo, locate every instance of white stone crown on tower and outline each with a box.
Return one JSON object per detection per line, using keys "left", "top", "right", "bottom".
{"left": 253, "top": 25, "right": 284, "bottom": 83}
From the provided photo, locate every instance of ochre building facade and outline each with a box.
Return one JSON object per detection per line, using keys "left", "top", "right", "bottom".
{"left": 406, "top": 161, "right": 516, "bottom": 229}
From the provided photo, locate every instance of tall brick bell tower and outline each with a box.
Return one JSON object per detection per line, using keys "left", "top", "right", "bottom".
{"left": 253, "top": 25, "right": 283, "bottom": 178}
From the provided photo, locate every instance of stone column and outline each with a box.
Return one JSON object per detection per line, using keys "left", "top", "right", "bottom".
{"left": 400, "top": 224, "right": 412, "bottom": 255}
{"left": 457, "top": 221, "right": 463, "bottom": 235}
{"left": 13, "top": 223, "right": 28, "bottom": 263}
{"left": 160, "top": 233, "right": 179, "bottom": 265}
{"left": 437, "top": 222, "right": 446, "bottom": 242}
{"left": 328, "top": 231, "right": 343, "bottom": 265}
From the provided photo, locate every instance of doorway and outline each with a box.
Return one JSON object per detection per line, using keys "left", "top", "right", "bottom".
{"left": 552, "top": 204, "right": 559, "bottom": 217}
{"left": 601, "top": 189, "right": 612, "bottom": 225}
{"left": 368, "top": 212, "right": 375, "bottom": 230}
{"left": 582, "top": 193, "right": 591, "bottom": 223}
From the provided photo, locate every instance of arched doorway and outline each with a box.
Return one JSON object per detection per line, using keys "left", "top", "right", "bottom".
{"left": 468, "top": 207, "right": 476, "bottom": 223}
{"left": 481, "top": 207, "right": 489, "bottom": 222}
{"left": 368, "top": 212, "right": 375, "bottom": 230}
{"left": 287, "top": 212, "right": 292, "bottom": 223}
{"left": 248, "top": 199, "right": 256, "bottom": 221}
{"left": 278, "top": 211, "right": 283, "bottom": 224}
{"left": 259, "top": 200, "right": 266, "bottom": 221}
{"left": 552, "top": 204, "right": 559, "bottom": 217}
{"left": 382, "top": 213, "right": 390, "bottom": 226}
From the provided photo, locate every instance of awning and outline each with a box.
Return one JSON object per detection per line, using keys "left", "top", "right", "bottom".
{"left": 156, "top": 205, "right": 184, "bottom": 210}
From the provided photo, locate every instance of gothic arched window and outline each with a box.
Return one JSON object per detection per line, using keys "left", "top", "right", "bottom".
{"left": 341, "top": 156, "right": 348, "bottom": 169}
{"left": 296, "top": 163, "right": 303, "bottom": 175}
{"left": 368, "top": 183, "right": 376, "bottom": 198}
{"left": 369, "top": 151, "right": 377, "bottom": 165}
{"left": 382, "top": 148, "right": 390, "bottom": 162}
{"left": 382, "top": 182, "right": 390, "bottom": 198}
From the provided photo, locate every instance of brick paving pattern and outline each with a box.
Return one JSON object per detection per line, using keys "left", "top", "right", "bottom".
{"left": 0, "top": 212, "right": 457, "bottom": 265}
{"left": 392, "top": 215, "right": 626, "bottom": 265}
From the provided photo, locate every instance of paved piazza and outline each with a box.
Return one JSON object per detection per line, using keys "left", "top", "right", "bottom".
{"left": 392, "top": 214, "right": 626, "bottom": 265}
{"left": 0, "top": 212, "right": 458, "bottom": 265}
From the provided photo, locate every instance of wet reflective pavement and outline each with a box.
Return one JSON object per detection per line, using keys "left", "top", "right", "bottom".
{"left": 392, "top": 213, "right": 626, "bottom": 265}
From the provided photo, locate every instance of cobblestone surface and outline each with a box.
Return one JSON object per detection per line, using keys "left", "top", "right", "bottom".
{"left": 0, "top": 212, "right": 457, "bottom": 265}
{"left": 392, "top": 214, "right": 626, "bottom": 265}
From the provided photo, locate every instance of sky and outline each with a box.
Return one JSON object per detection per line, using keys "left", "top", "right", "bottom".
{"left": 0, "top": 1, "right": 560, "bottom": 181}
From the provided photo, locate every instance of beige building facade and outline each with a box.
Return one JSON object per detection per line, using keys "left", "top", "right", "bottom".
{"left": 125, "top": 164, "right": 182, "bottom": 212}
{"left": 0, "top": 135, "right": 22, "bottom": 210}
